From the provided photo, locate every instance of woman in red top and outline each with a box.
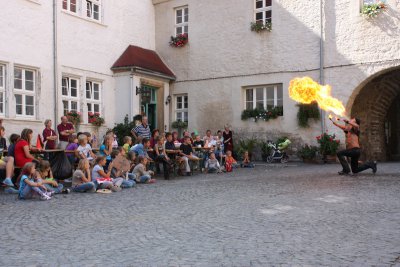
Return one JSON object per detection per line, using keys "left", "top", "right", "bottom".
{"left": 42, "top": 119, "right": 57, "bottom": 149}
{"left": 15, "top": 128, "right": 41, "bottom": 167}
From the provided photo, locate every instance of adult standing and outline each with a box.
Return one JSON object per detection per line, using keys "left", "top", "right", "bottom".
{"left": 57, "top": 116, "right": 75, "bottom": 149}
{"left": 43, "top": 119, "right": 57, "bottom": 149}
{"left": 131, "top": 115, "right": 151, "bottom": 140}
{"left": 223, "top": 125, "right": 233, "bottom": 153}
{"left": 330, "top": 117, "right": 377, "bottom": 175}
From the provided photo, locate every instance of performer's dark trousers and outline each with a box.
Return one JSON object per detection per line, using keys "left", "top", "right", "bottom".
{"left": 337, "top": 148, "right": 372, "bottom": 174}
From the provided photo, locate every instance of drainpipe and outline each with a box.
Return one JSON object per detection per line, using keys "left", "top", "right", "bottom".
{"left": 319, "top": 0, "right": 325, "bottom": 133}
{"left": 130, "top": 68, "right": 134, "bottom": 119}
{"left": 53, "top": 0, "right": 58, "bottom": 125}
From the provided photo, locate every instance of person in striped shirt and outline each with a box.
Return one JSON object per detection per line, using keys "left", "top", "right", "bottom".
{"left": 131, "top": 115, "right": 151, "bottom": 140}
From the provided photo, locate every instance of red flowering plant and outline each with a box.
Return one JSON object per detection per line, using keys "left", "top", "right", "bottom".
{"left": 316, "top": 132, "right": 340, "bottom": 156}
{"left": 88, "top": 112, "right": 105, "bottom": 127}
{"left": 66, "top": 111, "right": 81, "bottom": 126}
{"left": 169, "top": 33, "right": 188, "bottom": 47}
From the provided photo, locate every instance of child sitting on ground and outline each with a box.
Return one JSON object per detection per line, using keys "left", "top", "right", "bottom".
{"left": 123, "top": 136, "right": 132, "bottom": 154}
{"left": 110, "top": 150, "right": 135, "bottom": 188}
{"left": 225, "top": 150, "right": 240, "bottom": 172}
{"left": 77, "top": 134, "right": 96, "bottom": 161}
{"left": 127, "top": 151, "right": 137, "bottom": 181}
{"left": 36, "top": 160, "right": 69, "bottom": 194}
{"left": 132, "top": 156, "right": 156, "bottom": 184}
{"left": 205, "top": 152, "right": 222, "bottom": 173}
{"left": 92, "top": 156, "right": 122, "bottom": 192}
{"left": 72, "top": 159, "right": 96, "bottom": 193}
{"left": 241, "top": 151, "right": 255, "bottom": 168}
{"left": 19, "top": 162, "right": 52, "bottom": 200}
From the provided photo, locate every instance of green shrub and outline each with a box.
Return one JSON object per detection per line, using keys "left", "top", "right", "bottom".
{"left": 297, "top": 102, "right": 320, "bottom": 128}
{"left": 112, "top": 115, "right": 137, "bottom": 145}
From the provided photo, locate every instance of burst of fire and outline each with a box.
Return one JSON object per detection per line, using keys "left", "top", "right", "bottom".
{"left": 289, "top": 77, "right": 346, "bottom": 117}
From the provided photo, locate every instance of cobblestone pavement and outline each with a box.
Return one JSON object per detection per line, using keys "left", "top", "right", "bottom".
{"left": 1, "top": 163, "right": 400, "bottom": 266}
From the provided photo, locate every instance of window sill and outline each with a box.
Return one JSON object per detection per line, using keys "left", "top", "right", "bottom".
{"left": 25, "top": 0, "right": 41, "bottom": 5}
{"left": 5, "top": 117, "right": 42, "bottom": 124}
{"left": 61, "top": 10, "right": 107, "bottom": 27}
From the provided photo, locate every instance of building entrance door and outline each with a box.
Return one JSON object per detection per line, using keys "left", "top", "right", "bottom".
{"left": 140, "top": 85, "right": 158, "bottom": 131}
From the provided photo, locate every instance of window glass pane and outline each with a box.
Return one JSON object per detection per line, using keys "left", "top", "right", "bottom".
{"left": 93, "top": 84, "right": 100, "bottom": 100}
{"left": 184, "top": 26, "right": 188, "bottom": 34}
{"left": 176, "top": 9, "right": 182, "bottom": 24}
{"left": 70, "top": 79, "right": 77, "bottom": 97}
{"left": 94, "top": 104, "right": 100, "bottom": 113}
{"left": 277, "top": 86, "right": 283, "bottom": 107}
{"left": 265, "top": 0, "right": 272, "bottom": 7}
{"left": 87, "top": 103, "right": 92, "bottom": 112}
{"left": 266, "top": 87, "right": 274, "bottom": 110}
{"left": 256, "top": 88, "right": 264, "bottom": 110}
{"left": 0, "top": 66, "right": 3, "bottom": 88}
{"left": 256, "top": 12, "right": 263, "bottom": 22}
{"left": 71, "top": 101, "right": 78, "bottom": 111}
{"left": 86, "top": 82, "right": 91, "bottom": 99}
{"left": 15, "top": 94, "right": 22, "bottom": 115}
{"left": 246, "top": 102, "right": 253, "bottom": 110}
{"left": 176, "top": 96, "right": 182, "bottom": 109}
{"left": 246, "top": 89, "right": 253, "bottom": 102}
{"left": 184, "top": 112, "right": 188, "bottom": 122}
{"left": 176, "top": 27, "right": 183, "bottom": 35}
{"left": 256, "top": 0, "right": 263, "bottom": 9}
{"left": 62, "top": 78, "right": 68, "bottom": 96}
{"left": 63, "top": 101, "right": 68, "bottom": 115}
{"left": 0, "top": 92, "right": 3, "bottom": 114}
{"left": 184, "top": 96, "right": 188, "bottom": 109}
{"left": 14, "top": 69, "right": 22, "bottom": 89}
{"left": 70, "top": 0, "right": 76, "bottom": 12}
{"left": 265, "top": 10, "right": 272, "bottom": 20}
{"left": 93, "top": 4, "right": 99, "bottom": 20}
{"left": 87, "top": 1, "right": 92, "bottom": 17}
{"left": 25, "top": 95, "right": 34, "bottom": 116}
{"left": 63, "top": 0, "right": 67, "bottom": 10}
{"left": 25, "top": 70, "right": 34, "bottom": 91}
{"left": 184, "top": 8, "right": 189, "bottom": 22}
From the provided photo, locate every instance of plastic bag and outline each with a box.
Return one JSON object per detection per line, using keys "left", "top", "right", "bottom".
{"left": 278, "top": 139, "right": 291, "bottom": 151}
{"left": 50, "top": 151, "right": 73, "bottom": 180}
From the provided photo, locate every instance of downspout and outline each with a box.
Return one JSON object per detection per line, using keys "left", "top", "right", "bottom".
{"left": 319, "top": 0, "right": 325, "bottom": 133}
{"left": 130, "top": 68, "right": 134, "bottom": 119}
{"left": 53, "top": 0, "right": 58, "bottom": 125}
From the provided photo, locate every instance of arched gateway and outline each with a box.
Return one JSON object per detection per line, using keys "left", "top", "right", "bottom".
{"left": 349, "top": 66, "right": 400, "bottom": 161}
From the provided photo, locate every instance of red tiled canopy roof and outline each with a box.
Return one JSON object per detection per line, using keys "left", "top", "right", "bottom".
{"left": 111, "top": 45, "right": 175, "bottom": 79}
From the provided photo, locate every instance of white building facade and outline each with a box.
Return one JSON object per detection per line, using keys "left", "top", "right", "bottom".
{"left": 1, "top": 0, "right": 400, "bottom": 160}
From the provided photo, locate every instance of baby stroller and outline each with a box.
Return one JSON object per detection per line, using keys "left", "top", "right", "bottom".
{"left": 266, "top": 139, "right": 291, "bottom": 163}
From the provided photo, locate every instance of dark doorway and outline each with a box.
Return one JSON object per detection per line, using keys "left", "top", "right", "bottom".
{"left": 140, "top": 84, "right": 158, "bottom": 131}
{"left": 385, "top": 94, "right": 400, "bottom": 161}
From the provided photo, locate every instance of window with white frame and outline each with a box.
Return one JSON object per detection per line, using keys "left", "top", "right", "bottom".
{"left": 255, "top": 0, "right": 272, "bottom": 24}
{"left": 86, "top": 81, "right": 101, "bottom": 119}
{"left": 244, "top": 84, "right": 283, "bottom": 111}
{"left": 175, "top": 95, "right": 188, "bottom": 122}
{"left": 175, "top": 6, "right": 189, "bottom": 36}
{"left": 14, "top": 67, "right": 35, "bottom": 117}
{"left": 0, "top": 65, "right": 5, "bottom": 115}
{"left": 62, "top": 76, "right": 79, "bottom": 115}
{"left": 86, "top": 0, "right": 101, "bottom": 21}
{"left": 62, "top": 0, "right": 77, "bottom": 13}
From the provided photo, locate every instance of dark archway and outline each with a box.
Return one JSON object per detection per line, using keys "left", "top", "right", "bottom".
{"left": 351, "top": 68, "right": 400, "bottom": 161}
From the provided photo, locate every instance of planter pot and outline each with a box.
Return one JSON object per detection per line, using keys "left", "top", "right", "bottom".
{"left": 302, "top": 158, "right": 318, "bottom": 164}
{"left": 323, "top": 154, "right": 337, "bottom": 164}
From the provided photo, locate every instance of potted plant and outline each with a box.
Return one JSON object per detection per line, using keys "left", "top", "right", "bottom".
{"left": 171, "top": 120, "right": 188, "bottom": 137}
{"left": 241, "top": 106, "right": 283, "bottom": 122}
{"left": 88, "top": 112, "right": 105, "bottom": 127}
{"left": 297, "top": 102, "right": 320, "bottom": 128}
{"left": 113, "top": 115, "right": 137, "bottom": 145}
{"left": 362, "top": 1, "right": 387, "bottom": 18}
{"left": 250, "top": 21, "right": 272, "bottom": 32}
{"left": 260, "top": 141, "right": 272, "bottom": 161}
{"left": 297, "top": 145, "right": 319, "bottom": 163}
{"left": 66, "top": 111, "right": 81, "bottom": 127}
{"left": 316, "top": 132, "right": 340, "bottom": 163}
{"left": 236, "top": 138, "right": 258, "bottom": 160}
{"left": 169, "top": 33, "right": 188, "bottom": 47}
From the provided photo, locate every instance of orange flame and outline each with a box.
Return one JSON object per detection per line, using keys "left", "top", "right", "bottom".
{"left": 289, "top": 77, "right": 346, "bottom": 116}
